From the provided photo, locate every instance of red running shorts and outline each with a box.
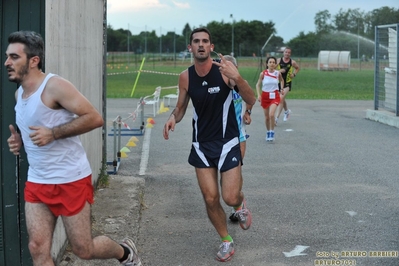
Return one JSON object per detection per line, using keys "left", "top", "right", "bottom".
{"left": 24, "top": 175, "right": 94, "bottom": 217}
{"left": 261, "top": 90, "right": 280, "bottom": 109}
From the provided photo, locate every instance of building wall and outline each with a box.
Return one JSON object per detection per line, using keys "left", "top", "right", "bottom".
{"left": 45, "top": 0, "right": 105, "bottom": 261}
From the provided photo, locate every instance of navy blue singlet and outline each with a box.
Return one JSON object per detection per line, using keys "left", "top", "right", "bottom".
{"left": 187, "top": 64, "right": 239, "bottom": 143}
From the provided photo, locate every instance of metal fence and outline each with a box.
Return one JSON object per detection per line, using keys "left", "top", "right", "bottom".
{"left": 374, "top": 23, "right": 399, "bottom": 116}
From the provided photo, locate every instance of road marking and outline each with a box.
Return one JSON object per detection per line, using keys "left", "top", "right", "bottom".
{"left": 346, "top": 211, "right": 357, "bottom": 217}
{"left": 283, "top": 245, "right": 309, "bottom": 257}
{"left": 139, "top": 127, "right": 151, "bottom": 175}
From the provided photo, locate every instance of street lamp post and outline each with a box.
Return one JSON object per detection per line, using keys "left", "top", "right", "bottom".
{"left": 230, "top": 14, "right": 234, "bottom": 56}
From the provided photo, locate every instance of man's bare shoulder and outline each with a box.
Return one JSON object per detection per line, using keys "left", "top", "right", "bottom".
{"left": 180, "top": 68, "right": 189, "bottom": 75}
{"left": 45, "top": 74, "right": 75, "bottom": 90}
{"left": 178, "top": 69, "right": 189, "bottom": 92}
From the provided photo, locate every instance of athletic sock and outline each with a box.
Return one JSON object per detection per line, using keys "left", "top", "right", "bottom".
{"left": 233, "top": 202, "right": 243, "bottom": 211}
{"left": 221, "top": 235, "right": 233, "bottom": 242}
{"left": 118, "top": 244, "right": 130, "bottom": 262}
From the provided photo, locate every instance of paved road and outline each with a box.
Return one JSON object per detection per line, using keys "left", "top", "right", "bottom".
{"left": 121, "top": 99, "right": 398, "bottom": 266}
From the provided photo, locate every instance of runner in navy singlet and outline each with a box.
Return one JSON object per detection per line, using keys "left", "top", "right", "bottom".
{"left": 163, "top": 27, "right": 256, "bottom": 262}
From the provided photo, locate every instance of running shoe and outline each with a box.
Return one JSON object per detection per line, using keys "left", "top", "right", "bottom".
{"left": 270, "top": 131, "right": 275, "bottom": 141}
{"left": 236, "top": 199, "right": 252, "bottom": 230}
{"left": 120, "top": 238, "right": 142, "bottom": 266}
{"left": 266, "top": 131, "right": 271, "bottom": 142}
{"left": 216, "top": 241, "right": 235, "bottom": 262}
{"left": 283, "top": 109, "right": 291, "bottom": 122}
{"left": 229, "top": 208, "right": 239, "bottom": 222}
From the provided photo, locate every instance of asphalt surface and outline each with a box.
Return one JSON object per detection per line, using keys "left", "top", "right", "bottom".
{"left": 61, "top": 99, "right": 399, "bottom": 266}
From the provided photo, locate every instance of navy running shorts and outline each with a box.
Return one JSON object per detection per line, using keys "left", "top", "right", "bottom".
{"left": 188, "top": 137, "right": 241, "bottom": 172}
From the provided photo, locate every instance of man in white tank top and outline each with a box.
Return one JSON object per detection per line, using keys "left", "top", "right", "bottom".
{"left": 5, "top": 31, "right": 141, "bottom": 266}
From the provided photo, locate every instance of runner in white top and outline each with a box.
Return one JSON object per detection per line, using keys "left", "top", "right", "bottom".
{"left": 255, "top": 56, "right": 284, "bottom": 141}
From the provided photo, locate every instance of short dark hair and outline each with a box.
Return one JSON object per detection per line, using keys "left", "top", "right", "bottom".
{"left": 190, "top": 27, "right": 212, "bottom": 44}
{"left": 8, "top": 31, "right": 44, "bottom": 69}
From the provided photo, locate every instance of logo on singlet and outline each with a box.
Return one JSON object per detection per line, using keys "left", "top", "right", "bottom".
{"left": 202, "top": 81, "right": 208, "bottom": 86}
{"left": 232, "top": 92, "right": 241, "bottom": 100}
{"left": 208, "top": 86, "right": 220, "bottom": 94}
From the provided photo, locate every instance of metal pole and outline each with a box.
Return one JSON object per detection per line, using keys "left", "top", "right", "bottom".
{"left": 140, "top": 97, "right": 145, "bottom": 133}
{"left": 357, "top": 19, "right": 362, "bottom": 70}
{"left": 230, "top": 14, "right": 234, "bottom": 56}
{"left": 117, "top": 116, "right": 121, "bottom": 161}
{"left": 396, "top": 24, "right": 399, "bottom": 116}
{"left": 174, "top": 29, "right": 176, "bottom": 67}
{"left": 357, "top": 19, "right": 360, "bottom": 62}
{"left": 145, "top": 25, "right": 147, "bottom": 55}
{"left": 102, "top": 1, "right": 108, "bottom": 173}
{"left": 374, "top": 26, "right": 379, "bottom": 111}
{"left": 112, "top": 120, "right": 117, "bottom": 173}
{"left": 160, "top": 27, "right": 162, "bottom": 61}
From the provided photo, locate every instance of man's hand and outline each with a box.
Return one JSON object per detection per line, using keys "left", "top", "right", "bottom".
{"left": 163, "top": 115, "right": 176, "bottom": 140}
{"left": 7, "top": 125, "right": 22, "bottom": 155}
{"left": 244, "top": 112, "right": 252, "bottom": 125}
{"left": 212, "top": 53, "right": 239, "bottom": 81}
{"left": 28, "top": 126, "right": 54, "bottom": 147}
{"left": 279, "top": 67, "right": 288, "bottom": 74}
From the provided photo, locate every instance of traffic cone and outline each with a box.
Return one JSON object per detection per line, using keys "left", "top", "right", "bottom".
{"left": 158, "top": 101, "right": 169, "bottom": 114}
{"left": 129, "top": 136, "right": 139, "bottom": 142}
{"left": 126, "top": 141, "right": 136, "bottom": 147}
{"left": 147, "top": 118, "right": 155, "bottom": 124}
{"left": 120, "top": 147, "right": 131, "bottom": 153}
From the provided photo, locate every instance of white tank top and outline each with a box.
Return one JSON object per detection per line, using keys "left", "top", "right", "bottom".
{"left": 15, "top": 73, "right": 92, "bottom": 184}
{"left": 261, "top": 69, "right": 280, "bottom": 92}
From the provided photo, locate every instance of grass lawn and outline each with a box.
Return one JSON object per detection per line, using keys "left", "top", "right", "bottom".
{"left": 106, "top": 58, "right": 374, "bottom": 100}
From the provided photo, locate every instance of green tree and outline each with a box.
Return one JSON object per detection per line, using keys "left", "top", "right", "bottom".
{"left": 333, "top": 8, "right": 365, "bottom": 35}
{"left": 107, "top": 25, "right": 130, "bottom": 51}
{"left": 314, "top": 10, "right": 334, "bottom": 34}
{"left": 245, "top": 20, "right": 277, "bottom": 56}
{"left": 182, "top": 23, "right": 192, "bottom": 46}
{"left": 162, "top": 31, "right": 176, "bottom": 53}
{"left": 287, "top": 31, "right": 319, "bottom": 57}
{"left": 364, "top": 6, "right": 399, "bottom": 39}
{"left": 130, "top": 35, "right": 143, "bottom": 54}
{"left": 206, "top": 21, "right": 232, "bottom": 55}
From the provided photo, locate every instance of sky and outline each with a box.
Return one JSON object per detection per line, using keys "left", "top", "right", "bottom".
{"left": 107, "top": 0, "right": 398, "bottom": 43}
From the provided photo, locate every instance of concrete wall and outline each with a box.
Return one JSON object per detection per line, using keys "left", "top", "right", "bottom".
{"left": 45, "top": 0, "right": 105, "bottom": 261}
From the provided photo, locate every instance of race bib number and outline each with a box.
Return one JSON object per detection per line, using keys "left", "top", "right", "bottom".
{"left": 269, "top": 92, "right": 275, "bottom": 99}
